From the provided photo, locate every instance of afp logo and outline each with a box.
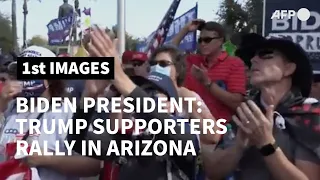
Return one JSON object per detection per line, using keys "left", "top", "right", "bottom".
{"left": 271, "top": 8, "right": 311, "bottom": 21}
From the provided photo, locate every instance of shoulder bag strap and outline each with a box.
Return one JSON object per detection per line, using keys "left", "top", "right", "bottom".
{"left": 21, "top": 112, "right": 45, "bottom": 141}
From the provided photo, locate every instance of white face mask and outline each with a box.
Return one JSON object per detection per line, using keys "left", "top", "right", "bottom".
{"left": 150, "top": 65, "right": 171, "bottom": 77}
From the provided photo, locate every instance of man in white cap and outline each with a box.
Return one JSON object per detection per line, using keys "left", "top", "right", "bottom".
{"left": 20, "top": 46, "right": 56, "bottom": 57}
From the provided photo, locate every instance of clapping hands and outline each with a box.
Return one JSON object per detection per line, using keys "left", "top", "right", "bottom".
{"left": 82, "top": 25, "right": 136, "bottom": 97}
{"left": 191, "top": 64, "right": 210, "bottom": 85}
{"left": 232, "top": 100, "right": 275, "bottom": 148}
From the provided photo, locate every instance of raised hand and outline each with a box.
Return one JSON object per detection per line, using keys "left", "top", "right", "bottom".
{"left": 191, "top": 64, "right": 209, "bottom": 85}
{"left": 85, "top": 25, "right": 135, "bottom": 97}
{"left": 87, "top": 25, "right": 119, "bottom": 58}
{"left": 83, "top": 80, "right": 110, "bottom": 98}
{"left": 0, "top": 80, "right": 22, "bottom": 102}
{"left": 82, "top": 26, "right": 123, "bottom": 98}
{"left": 184, "top": 19, "right": 205, "bottom": 32}
{"left": 232, "top": 115, "right": 249, "bottom": 148}
{"left": 233, "top": 100, "right": 275, "bottom": 148}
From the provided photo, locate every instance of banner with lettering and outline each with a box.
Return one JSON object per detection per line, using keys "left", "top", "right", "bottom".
{"left": 264, "top": 0, "right": 320, "bottom": 69}
{"left": 136, "top": 5, "right": 197, "bottom": 52}
{"left": 47, "top": 15, "right": 74, "bottom": 45}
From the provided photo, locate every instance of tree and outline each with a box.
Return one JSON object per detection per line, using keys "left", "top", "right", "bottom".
{"left": 217, "top": 0, "right": 249, "bottom": 37}
{"left": 0, "top": 0, "right": 18, "bottom": 52}
{"left": 244, "top": 0, "right": 263, "bottom": 34}
{"left": 106, "top": 25, "right": 141, "bottom": 51}
{"left": 0, "top": 12, "right": 13, "bottom": 53}
{"left": 217, "top": 0, "right": 263, "bottom": 36}
{"left": 27, "top": 35, "right": 48, "bottom": 47}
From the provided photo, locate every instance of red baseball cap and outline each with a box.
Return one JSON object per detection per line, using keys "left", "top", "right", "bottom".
{"left": 58, "top": 53, "right": 71, "bottom": 57}
{"left": 122, "top": 51, "right": 148, "bottom": 64}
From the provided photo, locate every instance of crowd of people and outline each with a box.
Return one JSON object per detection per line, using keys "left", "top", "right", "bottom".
{"left": 0, "top": 19, "right": 319, "bottom": 180}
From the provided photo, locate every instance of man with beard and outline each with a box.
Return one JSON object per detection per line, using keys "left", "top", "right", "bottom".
{"left": 203, "top": 38, "right": 320, "bottom": 180}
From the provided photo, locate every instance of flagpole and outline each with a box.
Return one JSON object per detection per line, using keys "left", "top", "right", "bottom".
{"left": 262, "top": 0, "right": 266, "bottom": 36}
{"left": 117, "top": 0, "right": 126, "bottom": 61}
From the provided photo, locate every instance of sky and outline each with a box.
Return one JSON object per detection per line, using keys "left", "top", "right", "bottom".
{"left": 0, "top": 0, "right": 239, "bottom": 46}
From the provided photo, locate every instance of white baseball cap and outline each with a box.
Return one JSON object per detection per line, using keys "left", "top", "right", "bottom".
{"left": 20, "top": 46, "right": 56, "bottom": 57}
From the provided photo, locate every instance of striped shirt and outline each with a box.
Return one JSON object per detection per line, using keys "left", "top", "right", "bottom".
{"left": 184, "top": 52, "right": 246, "bottom": 121}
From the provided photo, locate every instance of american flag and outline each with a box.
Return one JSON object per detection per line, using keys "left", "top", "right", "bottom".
{"left": 145, "top": 0, "right": 181, "bottom": 57}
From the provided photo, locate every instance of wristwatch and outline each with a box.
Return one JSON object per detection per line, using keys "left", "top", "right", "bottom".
{"left": 259, "top": 141, "right": 279, "bottom": 156}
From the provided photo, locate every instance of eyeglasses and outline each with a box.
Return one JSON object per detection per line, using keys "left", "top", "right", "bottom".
{"left": 198, "top": 37, "right": 221, "bottom": 44}
{"left": 149, "top": 60, "right": 173, "bottom": 67}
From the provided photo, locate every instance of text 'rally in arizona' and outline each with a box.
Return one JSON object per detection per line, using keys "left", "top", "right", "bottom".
{"left": 14, "top": 97, "right": 228, "bottom": 157}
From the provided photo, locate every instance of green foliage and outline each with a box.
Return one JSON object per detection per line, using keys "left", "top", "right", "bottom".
{"left": 27, "top": 35, "right": 48, "bottom": 47}
{"left": 107, "top": 25, "right": 141, "bottom": 51}
{"left": 217, "top": 0, "right": 249, "bottom": 35}
{"left": 0, "top": 12, "right": 13, "bottom": 53}
{"left": 223, "top": 40, "right": 237, "bottom": 56}
{"left": 216, "top": 0, "right": 263, "bottom": 35}
{"left": 244, "top": 0, "right": 263, "bottom": 35}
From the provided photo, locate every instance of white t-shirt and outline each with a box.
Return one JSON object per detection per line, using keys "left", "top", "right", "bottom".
{"left": 0, "top": 100, "right": 79, "bottom": 180}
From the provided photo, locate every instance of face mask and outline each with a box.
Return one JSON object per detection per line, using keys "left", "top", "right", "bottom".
{"left": 150, "top": 65, "right": 171, "bottom": 77}
{"left": 21, "top": 80, "right": 47, "bottom": 98}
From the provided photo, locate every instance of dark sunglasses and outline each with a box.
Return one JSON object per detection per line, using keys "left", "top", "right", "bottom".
{"left": 149, "top": 60, "right": 173, "bottom": 67}
{"left": 131, "top": 60, "right": 144, "bottom": 67}
{"left": 198, "top": 37, "right": 221, "bottom": 44}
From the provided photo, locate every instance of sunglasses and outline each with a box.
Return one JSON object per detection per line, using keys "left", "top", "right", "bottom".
{"left": 131, "top": 60, "right": 144, "bottom": 67}
{"left": 149, "top": 60, "right": 173, "bottom": 67}
{"left": 198, "top": 37, "right": 221, "bottom": 44}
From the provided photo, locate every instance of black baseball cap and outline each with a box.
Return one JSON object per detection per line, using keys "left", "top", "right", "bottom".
{"left": 235, "top": 33, "right": 266, "bottom": 67}
{"left": 130, "top": 72, "right": 178, "bottom": 100}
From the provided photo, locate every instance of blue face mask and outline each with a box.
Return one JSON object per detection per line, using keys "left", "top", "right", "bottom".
{"left": 150, "top": 65, "right": 171, "bottom": 77}
{"left": 21, "top": 80, "right": 47, "bottom": 98}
